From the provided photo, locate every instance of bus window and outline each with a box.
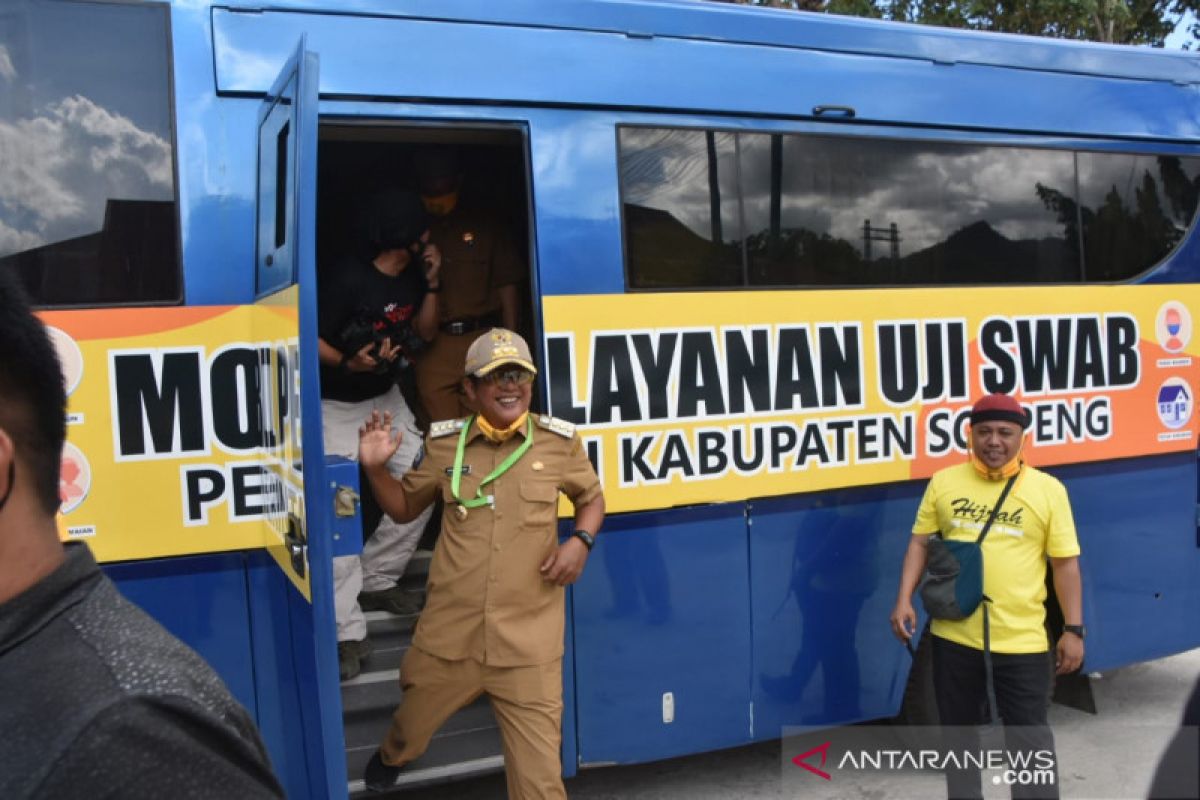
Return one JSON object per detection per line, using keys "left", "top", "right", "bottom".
{"left": 1076, "top": 152, "right": 1200, "bottom": 281}
{"left": 620, "top": 126, "right": 1200, "bottom": 290}
{"left": 620, "top": 128, "right": 743, "bottom": 289}
{"left": 0, "top": 0, "right": 180, "bottom": 308}
{"left": 739, "top": 134, "right": 1077, "bottom": 287}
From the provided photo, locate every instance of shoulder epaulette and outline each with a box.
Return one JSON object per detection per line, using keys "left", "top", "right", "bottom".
{"left": 535, "top": 415, "right": 576, "bottom": 439}
{"left": 429, "top": 418, "right": 467, "bottom": 438}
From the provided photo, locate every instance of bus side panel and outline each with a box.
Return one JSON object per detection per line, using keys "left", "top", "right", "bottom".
{"left": 748, "top": 485, "right": 921, "bottom": 737}
{"left": 1052, "top": 453, "right": 1200, "bottom": 673}
{"left": 105, "top": 553, "right": 257, "bottom": 714}
{"left": 571, "top": 504, "right": 752, "bottom": 764}
{"left": 245, "top": 551, "right": 323, "bottom": 800}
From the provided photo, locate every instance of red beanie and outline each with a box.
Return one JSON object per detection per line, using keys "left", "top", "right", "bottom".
{"left": 970, "top": 393, "right": 1030, "bottom": 429}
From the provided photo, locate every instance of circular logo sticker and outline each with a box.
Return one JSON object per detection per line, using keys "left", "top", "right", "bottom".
{"left": 1155, "top": 302, "right": 1192, "bottom": 354}
{"left": 1156, "top": 377, "right": 1194, "bottom": 430}
{"left": 60, "top": 442, "right": 92, "bottom": 514}
{"left": 46, "top": 326, "right": 84, "bottom": 396}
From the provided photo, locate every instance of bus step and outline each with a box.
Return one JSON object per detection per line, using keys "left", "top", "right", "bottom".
{"left": 344, "top": 698, "right": 503, "bottom": 795}
{"left": 346, "top": 753, "right": 505, "bottom": 797}
{"left": 342, "top": 595, "right": 504, "bottom": 795}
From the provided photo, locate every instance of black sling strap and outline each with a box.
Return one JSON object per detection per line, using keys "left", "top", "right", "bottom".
{"left": 978, "top": 472, "right": 1018, "bottom": 724}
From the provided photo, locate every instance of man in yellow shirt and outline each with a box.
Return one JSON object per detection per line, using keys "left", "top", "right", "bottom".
{"left": 890, "top": 393, "right": 1084, "bottom": 800}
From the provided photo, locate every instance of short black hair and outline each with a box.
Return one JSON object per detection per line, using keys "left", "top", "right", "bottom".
{"left": 0, "top": 270, "right": 66, "bottom": 514}
{"left": 414, "top": 146, "right": 463, "bottom": 186}
{"left": 361, "top": 188, "right": 429, "bottom": 256}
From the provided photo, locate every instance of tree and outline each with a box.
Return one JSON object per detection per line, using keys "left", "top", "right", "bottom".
{"left": 709, "top": 0, "right": 1199, "bottom": 47}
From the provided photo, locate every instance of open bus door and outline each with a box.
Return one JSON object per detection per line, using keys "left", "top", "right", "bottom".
{"left": 251, "top": 39, "right": 358, "bottom": 799}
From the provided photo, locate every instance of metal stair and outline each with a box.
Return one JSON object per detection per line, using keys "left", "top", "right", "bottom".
{"left": 343, "top": 550, "right": 506, "bottom": 797}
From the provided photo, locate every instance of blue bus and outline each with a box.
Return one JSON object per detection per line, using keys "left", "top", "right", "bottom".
{"left": 3, "top": 0, "right": 1199, "bottom": 796}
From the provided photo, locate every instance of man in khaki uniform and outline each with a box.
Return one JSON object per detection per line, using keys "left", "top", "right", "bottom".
{"left": 414, "top": 147, "right": 525, "bottom": 423}
{"left": 358, "top": 328, "right": 605, "bottom": 798}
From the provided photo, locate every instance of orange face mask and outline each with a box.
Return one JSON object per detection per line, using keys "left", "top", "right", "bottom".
{"left": 421, "top": 191, "right": 458, "bottom": 217}
{"left": 966, "top": 423, "right": 1025, "bottom": 480}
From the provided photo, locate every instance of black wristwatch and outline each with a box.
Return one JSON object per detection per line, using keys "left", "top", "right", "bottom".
{"left": 1063, "top": 624, "right": 1085, "bottom": 640}
{"left": 572, "top": 530, "right": 595, "bottom": 551}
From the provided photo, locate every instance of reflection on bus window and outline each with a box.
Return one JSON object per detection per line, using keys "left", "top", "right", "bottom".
{"left": 619, "top": 126, "right": 1200, "bottom": 290}
{"left": 0, "top": 0, "right": 180, "bottom": 307}
{"left": 621, "top": 128, "right": 743, "bottom": 289}
{"left": 1076, "top": 153, "right": 1200, "bottom": 281}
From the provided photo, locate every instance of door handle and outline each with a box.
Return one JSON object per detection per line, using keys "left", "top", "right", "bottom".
{"left": 285, "top": 511, "right": 307, "bottom": 578}
{"left": 334, "top": 486, "right": 360, "bottom": 518}
{"left": 812, "top": 105, "right": 856, "bottom": 118}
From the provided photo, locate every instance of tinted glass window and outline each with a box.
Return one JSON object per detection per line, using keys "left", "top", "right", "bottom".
{"left": 620, "top": 126, "right": 1198, "bottom": 290}
{"left": 0, "top": 0, "right": 179, "bottom": 306}
{"left": 620, "top": 128, "right": 743, "bottom": 289}
{"left": 738, "top": 134, "right": 1076, "bottom": 286}
{"left": 1077, "top": 153, "right": 1200, "bottom": 281}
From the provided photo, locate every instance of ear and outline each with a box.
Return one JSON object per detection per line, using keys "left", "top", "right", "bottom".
{"left": 0, "top": 429, "right": 15, "bottom": 502}
{"left": 461, "top": 377, "right": 476, "bottom": 404}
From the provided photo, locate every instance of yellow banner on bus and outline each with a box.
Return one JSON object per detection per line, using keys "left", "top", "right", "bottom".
{"left": 542, "top": 285, "right": 1199, "bottom": 514}
{"left": 39, "top": 302, "right": 306, "bottom": 571}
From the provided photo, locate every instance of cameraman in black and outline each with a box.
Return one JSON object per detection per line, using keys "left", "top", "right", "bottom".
{"left": 317, "top": 189, "right": 441, "bottom": 680}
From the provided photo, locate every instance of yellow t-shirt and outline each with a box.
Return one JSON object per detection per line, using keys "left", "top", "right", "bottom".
{"left": 912, "top": 462, "right": 1080, "bottom": 653}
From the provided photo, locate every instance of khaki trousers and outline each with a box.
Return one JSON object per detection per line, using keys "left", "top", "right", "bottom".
{"left": 414, "top": 331, "right": 484, "bottom": 424}
{"left": 381, "top": 647, "right": 566, "bottom": 800}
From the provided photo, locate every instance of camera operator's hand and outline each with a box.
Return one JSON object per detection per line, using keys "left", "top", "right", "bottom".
{"left": 345, "top": 342, "right": 379, "bottom": 373}
{"left": 421, "top": 243, "right": 442, "bottom": 290}
{"left": 376, "top": 336, "right": 401, "bottom": 363}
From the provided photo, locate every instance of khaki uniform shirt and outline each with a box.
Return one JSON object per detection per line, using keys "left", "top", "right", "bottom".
{"left": 402, "top": 415, "right": 602, "bottom": 666}
{"left": 428, "top": 208, "right": 524, "bottom": 322}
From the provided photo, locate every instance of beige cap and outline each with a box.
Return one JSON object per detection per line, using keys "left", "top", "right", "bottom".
{"left": 464, "top": 328, "right": 538, "bottom": 377}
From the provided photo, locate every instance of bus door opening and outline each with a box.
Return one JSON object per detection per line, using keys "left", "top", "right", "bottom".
{"left": 314, "top": 122, "right": 534, "bottom": 790}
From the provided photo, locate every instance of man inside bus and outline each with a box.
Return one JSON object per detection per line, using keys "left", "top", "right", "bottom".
{"left": 357, "top": 328, "right": 605, "bottom": 798}
{"left": 317, "top": 188, "right": 440, "bottom": 680}
{"left": 0, "top": 271, "right": 284, "bottom": 799}
{"left": 413, "top": 146, "right": 526, "bottom": 424}
{"left": 890, "top": 392, "right": 1084, "bottom": 800}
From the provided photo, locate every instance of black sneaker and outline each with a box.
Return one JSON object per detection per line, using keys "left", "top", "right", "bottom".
{"left": 364, "top": 748, "right": 405, "bottom": 792}
{"left": 359, "top": 585, "right": 422, "bottom": 616}
{"left": 338, "top": 638, "right": 373, "bottom": 681}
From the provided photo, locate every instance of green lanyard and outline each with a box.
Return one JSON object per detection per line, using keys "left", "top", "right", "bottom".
{"left": 451, "top": 414, "right": 534, "bottom": 509}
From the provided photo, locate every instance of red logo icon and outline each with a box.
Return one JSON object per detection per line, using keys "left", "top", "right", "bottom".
{"left": 791, "top": 741, "right": 832, "bottom": 780}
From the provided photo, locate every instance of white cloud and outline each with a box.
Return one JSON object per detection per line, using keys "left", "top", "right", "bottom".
{"left": 0, "top": 94, "right": 172, "bottom": 257}
{"left": 0, "top": 216, "right": 43, "bottom": 255}
{"left": 0, "top": 46, "right": 15, "bottom": 83}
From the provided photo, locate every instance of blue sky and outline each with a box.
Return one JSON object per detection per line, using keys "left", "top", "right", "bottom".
{"left": 1164, "top": 10, "right": 1196, "bottom": 49}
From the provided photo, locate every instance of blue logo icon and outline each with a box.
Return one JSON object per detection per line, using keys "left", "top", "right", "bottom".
{"left": 1157, "top": 379, "right": 1193, "bottom": 430}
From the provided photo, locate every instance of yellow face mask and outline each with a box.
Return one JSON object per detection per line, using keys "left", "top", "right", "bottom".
{"left": 477, "top": 411, "right": 528, "bottom": 444}
{"left": 421, "top": 191, "right": 459, "bottom": 217}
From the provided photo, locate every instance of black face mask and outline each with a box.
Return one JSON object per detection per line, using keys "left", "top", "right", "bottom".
{"left": 0, "top": 461, "right": 14, "bottom": 513}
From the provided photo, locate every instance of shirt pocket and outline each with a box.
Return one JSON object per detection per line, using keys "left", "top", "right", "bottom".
{"left": 518, "top": 481, "right": 560, "bottom": 531}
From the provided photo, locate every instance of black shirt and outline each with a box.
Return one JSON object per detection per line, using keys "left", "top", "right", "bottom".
{"left": 0, "top": 543, "right": 283, "bottom": 799}
{"left": 318, "top": 253, "right": 427, "bottom": 402}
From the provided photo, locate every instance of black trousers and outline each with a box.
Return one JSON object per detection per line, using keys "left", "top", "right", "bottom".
{"left": 932, "top": 635, "right": 1059, "bottom": 800}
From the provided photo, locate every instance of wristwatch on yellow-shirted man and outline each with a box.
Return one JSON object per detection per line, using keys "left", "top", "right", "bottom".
{"left": 1063, "top": 624, "right": 1086, "bottom": 640}
{"left": 572, "top": 530, "right": 595, "bottom": 551}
